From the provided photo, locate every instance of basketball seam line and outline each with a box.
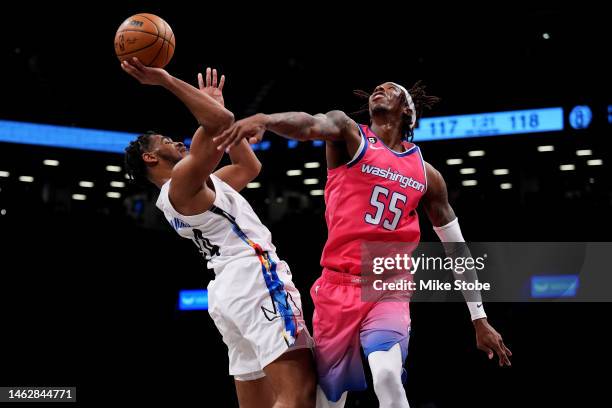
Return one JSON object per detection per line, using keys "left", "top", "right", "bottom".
{"left": 148, "top": 20, "right": 167, "bottom": 66}
{"left": 164, "top": 31, "right": 171, "bottom": 65}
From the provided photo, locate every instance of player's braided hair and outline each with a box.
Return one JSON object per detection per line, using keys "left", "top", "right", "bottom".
{"left": 124, "top": 131, "right": 158, "bottom": 185}
{"left": 353, "top": 81, "right": 440, "bottom": 142}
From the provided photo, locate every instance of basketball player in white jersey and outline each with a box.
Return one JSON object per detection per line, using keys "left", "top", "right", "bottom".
{"left": 121, "top": 58, "right": 316, "bottom": 408}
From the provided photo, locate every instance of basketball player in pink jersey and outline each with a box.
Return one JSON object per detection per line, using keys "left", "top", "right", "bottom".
{"left": 214, "top": 82, "right": 512, "bottom": 407}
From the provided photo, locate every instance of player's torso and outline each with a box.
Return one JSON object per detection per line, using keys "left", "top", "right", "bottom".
{"left": 156, "top": 174, "right": 276, "bottom": 273}
{"left": 321, "top": 124, "right": 427, "bottom": 275}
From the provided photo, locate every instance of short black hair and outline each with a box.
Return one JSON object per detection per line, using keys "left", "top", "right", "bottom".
{"left": 353, "top": 81, "right": 441, "bottom": 142}
{"left": 124, "top": 131, "right": 158, "bottom": 185}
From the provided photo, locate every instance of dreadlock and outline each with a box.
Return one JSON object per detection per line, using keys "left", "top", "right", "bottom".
{"left": 124, "top": 131, "right": 158, "bottom": 186}
{"left": 353, "top": 81, "right": 441, "bottom": 142}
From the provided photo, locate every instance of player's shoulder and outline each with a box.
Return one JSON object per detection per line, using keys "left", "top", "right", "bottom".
{"left": 324, "top": 110, "right": 357, "bottom": 130}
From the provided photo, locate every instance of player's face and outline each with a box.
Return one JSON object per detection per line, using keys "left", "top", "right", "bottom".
{"left": 152, "top": 135, "right": 188, "bottom": 164}
{"left": 369, "top": 82, "right": 404, "bottom": 115}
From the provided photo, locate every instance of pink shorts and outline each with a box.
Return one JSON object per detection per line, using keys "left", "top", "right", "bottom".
{"left": 310, "top": 269, "right": 411, "bottom": 402}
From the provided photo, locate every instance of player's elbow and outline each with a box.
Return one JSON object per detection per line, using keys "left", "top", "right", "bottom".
{"left": 218, "top": 109, "right": 235, "bottom": 129}
{"left": 205, "top": 110, "right": 235, "bottom": 135}
{"left": 246, "top": 159, "right": 262, "bottom": 181}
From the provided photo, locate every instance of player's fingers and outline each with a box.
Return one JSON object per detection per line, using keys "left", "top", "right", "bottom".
{"left": 198, "top": 72, "right": 204, "bottom": 90}
{"left": 131, "top": 57, "right": 146, "bottom": 71}
{"left": 504, "top": 344, "right": 513, "bottom": 357}
{"left": 213, "top": 126, "right": 231, "bottom": 143}
{"left": 231, "top": 131, "right": 245, "bottom": 148}
{"left": 122, "top": 61, "right": 141, "bottom": 79}
{"left": 499, "top": 340, "right": 512, "bottom": 366}
{"left": 248, "top": 136, "right": 259, "bottom": 145}
{"left": 480, "top": 345, "right": 494, "bottom": 360}
{"left": 212, "top": 69, "right": 218, "bottom": 88}
{"left": 206, "top": 67, "right": 212, "bottom": 87}
{"left": 216, "top": 127, "right": 236, "bottom": 150}
{"left": 493, "top": 342, "right": 508, "bottom": 367}
{"left": 219, "top": 75, "right": 226, "bottom": 91}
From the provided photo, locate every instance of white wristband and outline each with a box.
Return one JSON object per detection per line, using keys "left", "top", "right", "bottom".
{"left": 434, "top": 218, "right": 487, "bottom": 321}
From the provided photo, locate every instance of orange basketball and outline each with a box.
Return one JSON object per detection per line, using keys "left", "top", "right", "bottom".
{"left": 114, "top": 13, "right": 175, "bottom": 68}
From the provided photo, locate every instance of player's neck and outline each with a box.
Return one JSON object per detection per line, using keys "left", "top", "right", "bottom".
{"left": 150, "top": 167, "right": 173, "bottom": 189}
{"left": 370, "top": 118, "right": 404, "bottom": 151}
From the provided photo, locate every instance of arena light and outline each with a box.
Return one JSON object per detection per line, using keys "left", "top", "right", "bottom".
{"left": 43, "top": 159, "right": 60, "bottom": 166}
{"left": 576, "top": 149, "right": 592, "bottom": 156}
{"left": 72, "top": 194, "right": 86, "bottom": 201}
{"left": 531, "top": 275, "right": 579, "bottom": 298}
{"left": 0, "top": 119, "right": 138, "bottom": 153}
{"left": 559, "top": 164, "right": 575, "bottom": 171}
{"left": 251, "top": 141, "right": 271, "bottom": 151}
{"left": 0, "top": 209, "right": 6, "bottom": 216}
{"left": 538, "top": 145, "right": 554, "bottom": 152}
{"left": 468, "top": 150, "right": 485, "bottom": 157}
{"left": 0, "top": 171, "right": 9, "bottom": 177}
{"left": 124, "top": 174, "right": 131, "bottom": 180}
{"left": 310, "top": 190, "right": 324, "bottom": 196}
{"left": 446, "top": 158, "right": 463, "bottom": 165}
{"left": 287, "top": 170, "right": 302, "bottom": 176}
{"left": 542, "top": 33, "right": 550, "bottom": 39}
{"left": 110, "top": 181, "right": 125, "bottom": 188}
{"left": 79, "top": 181, "right": 94, "bottom": 188}
{"left": 106, "top": 165, "right": 122, "bottom": 172}
{"left": 304, "top": 178, "right": 319, "bottom": 185}
{"left": 18, "top": 176, "right": 34, "bottom": 183}
{"left": 247, "top": 182, "right": 261, "bottom": 189}
{"left": 304, "top": 162, "right": 321, "bottom": 169}
{"left": 500, "top": 183, "right": 512, "bottom": 190}
{"left": 462, "top": 180, "right": 477, "bottom": 187}
{"left": 493, "top": 169, "right": 510, "bottom": 175}
{"left": 106, "top": 192, "right": 121, "bottom": 199}
{"left": 179, "top": 289, "right": 208, "bottom": 311}
{"left": 460, "top": 168, "right": 476, "bottom": 175}
{"left": 587, "top": 159, "right": 603, "bottom": 166}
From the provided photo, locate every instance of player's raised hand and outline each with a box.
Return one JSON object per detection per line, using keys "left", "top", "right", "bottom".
{"left": 474, "top": 318, "right": 512, "bottom": 367}
{"left": 120, "top": 57, "right": 171, "bottom": 86}
{"left": 197, "top": 67, "right": 225, "bottom": 107}
{"left": 213, "top": 114, "right": 267, "bottom": 151}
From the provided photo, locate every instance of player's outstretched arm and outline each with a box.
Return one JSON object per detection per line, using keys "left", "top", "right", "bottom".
{"left": 213, "top": 110, "right": 360, "bottom": 151}
{"left": 422, "top": 162, "right": 512, "bottom": 367}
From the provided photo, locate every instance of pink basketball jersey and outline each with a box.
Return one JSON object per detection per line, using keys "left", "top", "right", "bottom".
{"left": 321, "top": 124, "right": 427, "bottom": 275}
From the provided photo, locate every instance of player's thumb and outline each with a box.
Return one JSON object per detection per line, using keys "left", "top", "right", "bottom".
{"left": 479, "top": 345, "right": 494, "bottom": 359}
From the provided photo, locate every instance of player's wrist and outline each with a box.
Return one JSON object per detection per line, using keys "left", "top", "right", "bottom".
{"left": 158, "top": 71, "right": 175, "bottom": 88}
{"left": 472, "top": 317, "right": 488, "bottom": 328}
{"left": 255, "top": 113, "right": 271, "bottom": 129}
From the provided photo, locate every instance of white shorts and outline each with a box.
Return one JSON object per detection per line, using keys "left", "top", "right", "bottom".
{"left": 207, "top": 253, "right": 313, "bottom": 380}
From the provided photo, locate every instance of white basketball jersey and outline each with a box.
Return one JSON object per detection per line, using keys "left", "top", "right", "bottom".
{"left": 155, "top": 174, "right": 276, "bottom": 273}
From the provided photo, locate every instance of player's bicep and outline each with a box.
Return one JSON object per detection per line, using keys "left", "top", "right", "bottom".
{"left": 311, "top": 111, "right": 359, "bottom": 142}
{"left": 169, "top": 127, "right": 223, "bottom": 207}
{"left": 422, "top": 162, "right": 456, "bottom": 227}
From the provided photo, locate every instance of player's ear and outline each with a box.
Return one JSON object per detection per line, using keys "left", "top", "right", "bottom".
{"left": 142, "top": 151, "right": 158, "bottom": 165}
{"left": 402, "top": 104, "right": 413, "bottom": 120}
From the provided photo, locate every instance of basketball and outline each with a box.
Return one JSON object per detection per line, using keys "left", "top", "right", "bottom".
{"left": 114, "top": 13, "right": 175, "bottom": 68}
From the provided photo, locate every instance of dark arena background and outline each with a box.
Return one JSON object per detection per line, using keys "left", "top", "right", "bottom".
{"left": 1, "top": 3, "right": 610, "bottom": 407}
